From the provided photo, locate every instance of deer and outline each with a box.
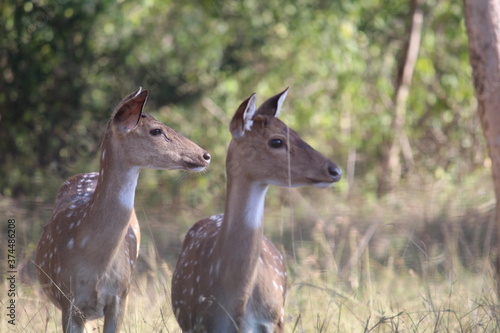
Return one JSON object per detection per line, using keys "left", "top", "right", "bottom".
{"left": 171, "top": 88, "right": 342, "bottom": 332}
{"left": 34, "top": 88, "right": 211, "bottom": 333}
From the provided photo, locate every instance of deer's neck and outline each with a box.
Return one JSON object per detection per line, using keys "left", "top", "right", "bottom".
{"left": 78, "top": 139, "right": 140, "bottom": 272}
{"left": 224, "top": 179, "right": 268, "bottom": 230}
{"left": 216, "top": 176, "right": 268, "bottom": 299}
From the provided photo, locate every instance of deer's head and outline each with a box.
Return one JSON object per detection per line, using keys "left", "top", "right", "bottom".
{"left": 107, "top": 88, "right": 211, "bottom": 171}
{"left": 227, "top": 88, "right": 341, "bottom": 188}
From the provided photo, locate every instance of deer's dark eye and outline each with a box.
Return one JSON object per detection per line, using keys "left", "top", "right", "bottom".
{"left": 269, "top": 138, "right": 284, "bottom": 148}
{"left": 150, "top": 129, "right": 163, "bottom": 136}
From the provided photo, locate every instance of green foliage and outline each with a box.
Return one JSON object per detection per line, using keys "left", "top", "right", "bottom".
{"left": 0, "top": 0, "right": 480, "bottom": 202}
{"left": 0, "top": 0, "right": 111, "bottom": 197}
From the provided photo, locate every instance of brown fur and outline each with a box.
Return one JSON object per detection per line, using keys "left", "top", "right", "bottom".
{"left": 35, "top": 88, "right": 210, "bottom": 333}
{"left": 171, "top": 89, "right": 341, "bottom": 332}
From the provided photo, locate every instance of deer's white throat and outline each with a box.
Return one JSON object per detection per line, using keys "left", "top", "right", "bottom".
{"left": 243, "top": 184, "right": 268, "bottom": 229}
{"left": 118, "top": 167, "right": 140, "bottom": 209}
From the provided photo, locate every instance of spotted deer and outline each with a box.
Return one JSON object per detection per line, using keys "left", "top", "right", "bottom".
{"left": 171, "top": 88, "right": 342, "bottom": 332}
{"left": 34, "top": 88, "right": 211, "bottom": 333}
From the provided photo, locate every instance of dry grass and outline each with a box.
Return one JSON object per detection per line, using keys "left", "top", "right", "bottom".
{"left": 3, "top": 254, "right": 499, "bottom": 332}
{"left": 2, "top": 173, "right": 499, "bottom": 332}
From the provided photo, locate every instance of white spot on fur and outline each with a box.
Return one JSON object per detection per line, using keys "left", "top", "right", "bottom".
{"left": 215, "top": 259, "right": 221, "bottom": 275}
{"left": 67, "top": 238, "right": 74, "bottom": 249}
{"left": 80, "top": 236, "right": 89, "bottom": 248}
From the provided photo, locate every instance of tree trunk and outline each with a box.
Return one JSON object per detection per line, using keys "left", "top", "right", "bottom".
{"left": 463, "top": 0, "right": 500, "bottom": 293}
{"left": 378, "top": 0, "right": 424, "bottom": 195}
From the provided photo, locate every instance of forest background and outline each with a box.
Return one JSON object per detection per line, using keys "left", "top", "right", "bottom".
{"left": 1, "top": 0, "right": 498, "bottom": 331}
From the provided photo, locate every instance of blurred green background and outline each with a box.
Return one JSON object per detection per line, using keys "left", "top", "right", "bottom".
{"left": 0, "top": 0, "right": 481, "bottom": 199}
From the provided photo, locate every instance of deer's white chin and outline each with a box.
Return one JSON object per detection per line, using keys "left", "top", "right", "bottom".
{"left": 312, "top": 182, "right": 334, "bottom": 188}
{"left": 187, "top": 166, "right": 207, "bottom": 172}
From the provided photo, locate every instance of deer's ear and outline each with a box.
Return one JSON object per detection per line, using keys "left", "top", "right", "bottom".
{"left": 121, "top": 87, "right": 144, "bottom": 103}
{"left": 230, "top": 93, "right": 257, "bottom": 139}
{"left": 255, "top": 87, "right": 289, "bottom": 117}
{"left": 113, "top": 88, "right": 148, "bottom": 132}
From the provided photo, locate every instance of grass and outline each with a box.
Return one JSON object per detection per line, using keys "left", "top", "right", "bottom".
{"left": 2, "top": 172, "right": 499, "bottom": 332}
{"left": 287, "top": 260, "right": 499, "bottom": 332}
{"left": 4, "top": 252, "right": 499, "bottom": 332}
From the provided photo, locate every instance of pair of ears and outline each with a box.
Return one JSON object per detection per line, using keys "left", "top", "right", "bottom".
{"left": 112, "top": 87, "right": 290, "bottom": 135}
{"left": 230, "top": 87, "right": 289, "bottom": 139}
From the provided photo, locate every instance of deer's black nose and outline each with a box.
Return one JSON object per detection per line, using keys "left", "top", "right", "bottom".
{"left": 203, "top": 152, "right": 211, "bottom": 162}
{"left": 328, "top": 165, "right": 342, "bottom": 182}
